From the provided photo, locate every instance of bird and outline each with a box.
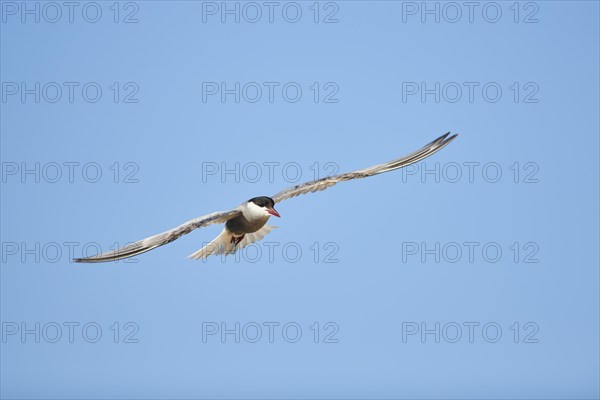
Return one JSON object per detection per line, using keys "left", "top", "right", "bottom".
{"left": 73, "top": 132, "right": 458, "bottom": 263}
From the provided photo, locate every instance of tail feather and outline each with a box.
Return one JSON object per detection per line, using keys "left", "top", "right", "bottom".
{"left": 188, "top": 225, "right": 276, "bottom": 260}
{"left": 238, "top": 225, "right": 276, "bottom": 249}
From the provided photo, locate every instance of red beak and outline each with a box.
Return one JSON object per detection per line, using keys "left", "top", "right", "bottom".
{"left": 267, "top": 208, "right": 281, "bottom": 218}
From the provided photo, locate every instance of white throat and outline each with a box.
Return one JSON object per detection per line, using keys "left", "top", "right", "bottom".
{"left": 242, "top": 201, "right": 270, "bottom": 222}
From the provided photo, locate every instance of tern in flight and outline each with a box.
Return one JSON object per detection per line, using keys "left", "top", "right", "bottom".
{"left": 74, "top": 132, "right": 458, "bottom": 262}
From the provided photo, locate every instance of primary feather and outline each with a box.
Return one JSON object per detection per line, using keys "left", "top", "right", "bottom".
{"left": 73, "top": 210, "right": 241, "bottom": 263}
{"left": 271, "top": 132, "right": 457, "bottom": 203}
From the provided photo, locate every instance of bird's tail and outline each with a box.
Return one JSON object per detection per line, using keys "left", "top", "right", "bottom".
{"left": 188, "top": 225, "right": 276, "bottom": 260}
{"left": 188, "top": 229, "right": 236, "bottom": 259}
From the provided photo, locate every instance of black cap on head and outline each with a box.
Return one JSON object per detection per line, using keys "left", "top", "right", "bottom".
{"left": 248, "top": 196, "right": 275, "bottom": 208}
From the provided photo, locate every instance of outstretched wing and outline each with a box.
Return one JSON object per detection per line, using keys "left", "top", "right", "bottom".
{"left": 73, "top": 209, "right": 242, "bottom": 263}
{"left": 271, "top": 132, "right": 458, "bottom": 203}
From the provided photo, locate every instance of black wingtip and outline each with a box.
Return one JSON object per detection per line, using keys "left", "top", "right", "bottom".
{"left": 431, "top": 132, "right": 451, "bottom": 145}
{"left": 439, "top": 132, "right": 458, "bottom": 144}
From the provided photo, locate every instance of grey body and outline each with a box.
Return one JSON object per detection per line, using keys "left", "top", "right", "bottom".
{"left": 225, "top": 212, "right": 269, "bottom": 235}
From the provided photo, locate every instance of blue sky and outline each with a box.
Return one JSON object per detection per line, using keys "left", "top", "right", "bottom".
{"left": 1, "top": 1, "right": 599, "bottom": 398}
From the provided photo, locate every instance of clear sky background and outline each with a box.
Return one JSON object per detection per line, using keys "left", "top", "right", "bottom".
{"left": 1, "top": 1, "right": 599, "bottom": 399}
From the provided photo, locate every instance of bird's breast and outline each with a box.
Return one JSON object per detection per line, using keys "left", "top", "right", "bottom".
{"left": 225, "top": 214, "right": 269, "bottom": 235}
